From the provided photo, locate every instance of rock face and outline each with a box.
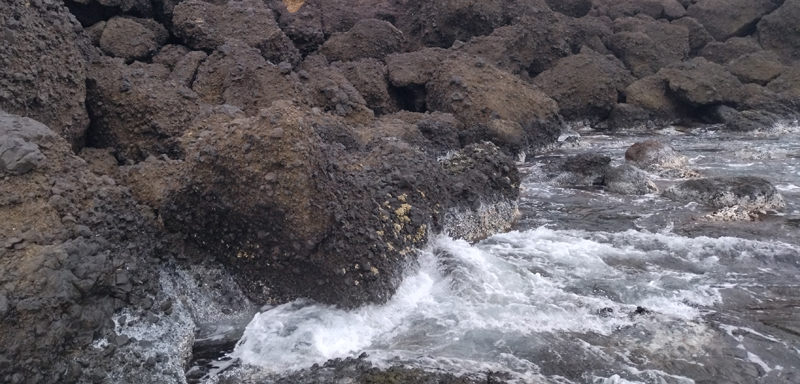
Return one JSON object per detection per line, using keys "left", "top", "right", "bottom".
{"left": 0, "top": 111, "right": 166, "bottom": 384}
{"left": 687, "top": 0, "right": 783, "bottom": 41}
{"left": 160, "top": 102, "right": 520, "bottom": 307}
{"left": 663, "top": 177, "right": 785, "bottom": 210}
{"left": 0, "top": 0, "right": 89, "bottom": 150}
{"left": 532, "top": 53, "right": 634, "bottom": 122}
{"left": 173, "top": 0, "right": 300, "bottom": 65}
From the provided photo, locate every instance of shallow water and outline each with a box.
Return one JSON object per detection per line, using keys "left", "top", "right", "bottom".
{"left": 212, "top": 124, "right": 800, "bottom": 383}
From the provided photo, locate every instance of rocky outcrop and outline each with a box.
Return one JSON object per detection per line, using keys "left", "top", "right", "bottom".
{"left": 607, "top": 16, "right": 690, "bottom": 78}
{"left": 318, "top": 19, "right": 404, "bottom": 62}
{"left": 757, "top": 0, "right": 800, "bottom": 58}
{"left": 625, "top": 140, "right": 687, "bottom": 171}
{"left": 0, "top": 0, "right": 89, "bottom": 150}
{"left": 663, "top": 177, "right": 785, "bottom": 210}
{"left": 660, "top": 58, "right": 744, "bottom": 107}
{"left": 0, "top": 111, "right": 167, "bottom": 384}
{"left": 532, "top": 53, "right": 634, "bottom": 122}
{"left": 160, "top": 101, "right": 519, "bottom": 307}
{"left": 333, "top": 59, "right": 399, "bottom": 116}
{"left": 173, "top": 0, "right": 301, "bottom": 65}
{"left": 625, "top": 75, "right": 686, "bottom": 124}
{"left": 687, "top": 0, "right": 783, "bottom": 41}
{"left": 671, "top": 17, "right": 714, "bottom": 55}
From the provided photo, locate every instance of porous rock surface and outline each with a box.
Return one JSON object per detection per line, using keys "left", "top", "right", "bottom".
{"left": 663, "top": 177, "right": 785, "bottom": 210}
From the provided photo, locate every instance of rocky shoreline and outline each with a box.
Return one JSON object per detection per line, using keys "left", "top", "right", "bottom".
{"left": 2, "top": 0, "right": 799, "bottom": 382}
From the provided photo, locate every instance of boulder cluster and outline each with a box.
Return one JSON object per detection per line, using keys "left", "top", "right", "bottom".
{"left": 1, "top": 0, "right": 799, "bottom": 382}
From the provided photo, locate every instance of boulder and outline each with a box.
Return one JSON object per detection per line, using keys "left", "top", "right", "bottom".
{"left": 603, "top": 164, "right": 659, "bottom": 195}
{"left": 173, "top": 0, "right": 301, "bottom": 66}
{"left": 700, "top": 37, "right": 762, "bottom": 65}
{"left": 671, "top": 17, "right": 715, "bottom": 54}
{"left": 625, "top": 75, "right": 686, "bottom": 123}
{"left": 0, "top": 111, "right": 164, "bottom": 383}
{"left": 86, "top": 21, "right": 106, "bottom": 47}
{"left": 705, "top": 105, "right": 781, "bottom": 131}
{"left": 767, "top": 66, "right": 800, "bottom": 102}
{"left": 318, "top": 19, "right": 404, "bottom": 62}
{"left": 532, "top": 53, "right": 635, "bottom": 122}
{"left": 332, "top": 59, "right": 399, "bottom": 115}
{"left": 535, "top": 153, "right": 612, "bottom": 186}
{"left": 625, "top": 140, "right": 687, "bottom": 170}
{"left": 546, "top": 0, "right": 593, "bottom": 17}
{"left": 99, "top": 17, "right": 160, "bottom": 62}
{"left": 299, "top": 58, "right": 375, "bottom": 124}
{"left": 85, "top": 57, "right": 203, "bottom": 162}
{"left": 0, "top": 0, "right": 89, "bottom": 150}
{"left": 160, "top": 101, "right": 519, "bottom": 307}
{"left": 660, "top": 58, "right": 744, "bottom": 106}
{"left": 608, "top": 17, "right": 690, "bottom": 77}
{"left": 425, "top": 55, "right": 562, "bottom": 151}
{"left": 152, "top": 44, "right": 192, "bottom": 70}
{"left": 757, "top": 0, "right": 800, "bottom": 57}
{"left": 663, "top": 177, "right": 785, "bottom": 210}
{"left": 355, "top": 111, "right": 462, "bottom": 156}
{"left": 602, "top": 103, "right": 653, "bottom": 130}
{"left": 386, "top": 48, "right": 450, "bottom": 88}
{"left": 725, "top": 51, "right": 786, "bottom": 85}
{"left": 592, "top": 0, "right": 666, "bottom": 20}
{"left": 687, "top": 0, "right": 783, "bottom": 41}
{"left": 192, "top": 40, "right": 299, "bottom": 116}
{"left": 169, "top": 51, "right": 208, "bottom": 88}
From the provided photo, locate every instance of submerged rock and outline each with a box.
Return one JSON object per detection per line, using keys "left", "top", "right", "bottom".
{"left": 625, "top": 140, "right": 687, "bottom": 171}
{"left": 663, "top": 177, "right": 785, "bottom": 210}
{"left": 604, "top": 164, "right": 659, "bottom": 195}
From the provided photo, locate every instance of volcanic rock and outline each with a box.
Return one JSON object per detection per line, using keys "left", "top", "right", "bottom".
{"left": 607, "top": 16, "right": 690, "bottom": 78}
{"left": 686, "top": 0, "right": 783, "bottom": 41}
{"left": 318, "top": 19, "right": 404, "bottom": 62}
{"left": 663, "top": 177, "right": 785, "bottom": 210}
{"left": 660, "top": 58, "right": 743, "bottom": 106}
{"left": 725, "top": 51, "right": 786, "bottom": 86}
{"left": 700, "top": 37, "right": 762, "bottom": 65}
{"left": 99, "top": 17, "right": 160, "bottom": 62}
{"left": 604, "top": 164, "right": 659, "bottom": 195}
{"left": 758, "top": 0, "right": 800, "bottom": 58}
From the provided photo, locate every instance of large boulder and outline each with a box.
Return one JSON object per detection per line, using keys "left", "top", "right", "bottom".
{"left": 317, "top": 19, "right": 404, "bottom": 62}
{"left": 533, "top": 153, "right": 612, "bottom": 186}
{"left": 546, "top": 0, "right": 593, "bottom": 17}
{"left": 425, "top": 55, "right": 562, "bottom": 151}
{"left": 604, "top": 164, "right": 659, "bottom": 195}
{"left": 767, "top": 66, "right": 800, "bottom": 102}
{"left": 625, "top": 75, "right": 686, "bottom": 123}
{"left": 98, "top": 17, "right": 161, "bottom": 62}
{"left": 298, "top": 57, "right": 375, "bottom": 124}
{"left": 757, "top": 0, "right": 800, "bottom": 58}
{"left": 85, "top": 57, "right": 203, "bottom": 163}
{"left": 725, "top": 51, "right": 786, "bottom": 86}
{"left": 686, "top": 0, "right": 783, "bottom": 41}
{"left": 0, "top": 111, "right": 166, "bottom": 383}
{"left": 333, "top": 59, "right": 399, "bottom": 115}
{"left": 532, "top": 53, "right": 635, "bottom": 122}
{"left": 0, "top": 0, "right": 89, "bottom": 150}
{"left": 160, "top": 101, "right": 520, "bottom": 307}
{"left": 660, "top": 58, "right": 744, "bottom": 107}
{"left": 700, "top": 37, "right": 762, "bottom": 65}
{"left": 671, "top": 17, "right": 715, "bottom": 54}
{"left": 663, "top": 177, "right": 785, "bottom": 210}
{"left": 625, "top": 140, "right": 688, "bottom": 171}
{"left": 607, "top": 16, "right": 690, "bottom": 77}
{"left": 173, "top": 0, "right": 301, "bottom": 65}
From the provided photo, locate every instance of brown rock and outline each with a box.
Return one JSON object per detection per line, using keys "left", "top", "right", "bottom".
{"left": 757, "top": 0, "right": 800, "bottom": 58}
{"left": 318, "top": 19, "right": 404, "bottom": 62}
{"left": 687, "top": 0, "right": 782, "bottom": 41}
{"left": 726, "top": 51, "right": 786, "bottom": 86}
{"left": 671, "top": 17, "right": 715, "bottom": 54}
{"left": 625, "top": 75, "right": 686, "bottom": 123}
{"left": 608, "top": 16, "right": 690, "bottom": 77}
{"left": 99, "top": 17, "right": 160, "bottom": 62}
{"left": 333, "top": 59, "right": 399, "bottom": 115}
{"left": 660, "top": 58, "right": 744, "bottom": 106}
{"left": 700, "top": 37, "right": 762, "bottom": 65}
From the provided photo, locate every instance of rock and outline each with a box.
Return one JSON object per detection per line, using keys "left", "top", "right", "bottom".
{"left": 318, "top": 19, "right": 404, "bottom": 62}
{"left": 663, "top": 177, "right": 785, "bottom": 210}
{"left": 79, "top": 148, "right": 119, "bottom": 177}
{"left": 757, "top": 0, "right": 800, "bottom": 58}
{"left": 173, "top": 0, "right": 301, "bottom": 65}
{"left": 625, "top": 140, "right": 687, "bottom": 171}
{"left": 332, "top": 59, "right": 399, "bottom": 115}
{"left": 99, "top": 17, "right": 160, "bottom": 62}
{"left": 625, "top": 75, "right": 686, "bottom": 123}
{"left": 725, "top": 51, "right": 786, "bottom": 85}
{"left": 299, "top": 59, "right": 375, "bottom": 124}
{"left": 608, "top": 16, "right": 690, "bottom": 78}
{"left": 671, "top": 17, "right": 715, "bottom": 54}
{"left": 192, "top": 40, "right": 297, "bottom": 116}
{"left": 592, "top": 0, "right": 665, "bottom": 20}
{"left": 602, "top": 103, "right": 653, "bottom": 130}
{"left": 0, "top": 0, "right": 89, "bottom": 150}
{"left": 169, "top": 51, "right": 208, "bottom": 88}
{"left": 86, "top": 21, "right": 106, "bottom": 47}
{"left": 546, "top": 0, "right": 593, "bottom": 17}
{"left": 739, "top": 83, "right": 798, "bottom": 116}
{"left": 532, "top": 53, "right": 635, "bottom": 122}
{"left": 386, "top": 48, "right": 450, "bottom": 88}
{"left": 85, "top": 57, "right": 203, "bottom": 162}
{"left": 767, "top": 66, "right": 800, "bottom": 102}
{"left": 152, "top": 45, "right": 191, "bottom": 70}
{"left": 534, "top": 153, "right": 612, "bottom": 186}
{"left": 700, "top": 37, "right": 762, "bottom": 65}
{"left": 603, "top": 164, "right": 659, "bottom": 195}
{"left": 425, "top": 55, "right": 562, "bottom": 151}
{"left": 660, "top": 58, "right": 743, "bottom": 106}
{"left": 354, "top": 111, "right": 462, "bottom": 156}
{"left": 705, "top": 105, "right": 781, "bottom": 131}
{"left": 0, "top": 136, "right": 45, "bottom": 175}
{"left": 687, "top": 0, "right": 783, "bottom": 41}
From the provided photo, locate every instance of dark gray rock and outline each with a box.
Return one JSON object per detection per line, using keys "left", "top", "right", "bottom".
{"left": 757, "top": 0, "right": 800, "bottom": 58}
{"left": 663, "top": 177, "right": 785, "bottom": 210}
{"left": 625, "top": 140, "right": 687, "bottom": 171}
{"left": 99, "top": 17, "right": 160, "bottom": 62}
{"left": 687, "top": 0, "right": 782, "bottom": 41}
{"left": 318, "top": 19, "right": 404, "bottom": 62}
{"left": 660, "top": 58, "right": 744, "bottom": 106}
{"left": 0, "top": 136, "right": 45, "bottom": 175}
{"left": 604, "top": 164, "right": 659, "bottom": 195}
{"left": 671, "top": 17, "right": 714, "bottom": 54}
{"left": 700, "top": 37, "right": 762, "bottom": 65}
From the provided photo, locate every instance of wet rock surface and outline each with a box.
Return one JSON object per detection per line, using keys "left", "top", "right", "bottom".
{"left": 663, "top": 176, "right": 785, "bottom": 210}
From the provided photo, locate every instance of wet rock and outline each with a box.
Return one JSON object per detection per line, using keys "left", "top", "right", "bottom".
{"left": 173, "top": 0, "right": 300, "bottom": 65}
{"left": 332, "top": 59, "right": 399, "bottom": 115}
{"left": 757, "top": 0, "right": 800, "bottom": 58}
{"left": 85, "top": 57, "right": 203, "bottom": 162}
{"left": 535, "top": 153, "right": 612, "bottom": 187}
{"left": 625, "top": 140, "right": 687, "bottom": 171}
{"left": 660, "top": 58, "right": 743, "bottom": 107}
{"left": 532, "top": 53, "right": 635, "bottom": 122}
{"left": 686, "top": 0, "right": 783, "bottom": 41}
{"left": 663, "top": 177, "right": 785, "bottom": 210}
{"left": 318, "top": 19, "right": 404, "bottom": 62}
{"left": 0, "top": 0, "right": 89, "bottom": 150}
{"left": 425, "top": 55, "right": 562, "bottom": 151}
{"left": 603, "top": 164, "right": 659, "bottom": 195}
{"left": 602, "top": 103, "right": 653, "bottom": 130}
{"left": 705, "top": 105, "right": 780, "bottom": 131}
{"left": 607, "top": 16, "right": 690, "bottom": 78}
{"left": 192, "top": 40, "right": 298, "bottom": 116}
{"left": 725, "top": 51, "right": 786, "bottom": 86}
{"left": 700, "top": 37, "right": 762, "bottom": 65}
{"left": 99, "top": 17, "right": 160, "bottom": 62}
{"left": 670, "top": 17, "right": 714, "bottom": 55}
